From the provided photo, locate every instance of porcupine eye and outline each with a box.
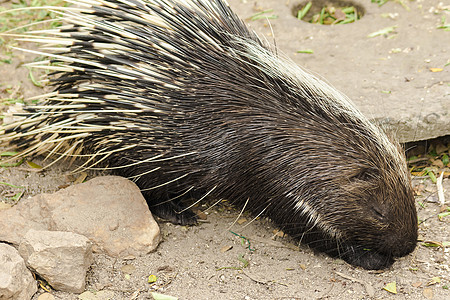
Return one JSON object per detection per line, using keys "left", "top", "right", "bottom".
{"left": 348, "top": 169, "right": 386, "bottom": 221}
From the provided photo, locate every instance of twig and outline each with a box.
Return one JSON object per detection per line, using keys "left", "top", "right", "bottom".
{"left": 241, "top": 270, "right": 268, "bottom": 285}
{"left": 436, "top": 171, "right": 445, "bottom": 207}
{"left": 335, "top": 271, "right": 375, "bottom": 297}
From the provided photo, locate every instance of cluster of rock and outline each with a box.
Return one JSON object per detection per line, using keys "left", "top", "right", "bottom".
{"left": 0, "top": 176, "right": 160, "bottom": 299}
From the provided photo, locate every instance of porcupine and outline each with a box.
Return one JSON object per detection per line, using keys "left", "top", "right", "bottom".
{"left": 2, "top": 0, "right": 417, "bottom": 270}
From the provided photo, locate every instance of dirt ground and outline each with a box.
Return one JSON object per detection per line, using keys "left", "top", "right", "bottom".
{"left": 0, "top": 0, "right": 449, "bottom": 299}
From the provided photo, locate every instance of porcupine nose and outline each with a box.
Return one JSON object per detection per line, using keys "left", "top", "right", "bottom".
{"left": 384, "top": 223, "right": 418, "bottom": 257}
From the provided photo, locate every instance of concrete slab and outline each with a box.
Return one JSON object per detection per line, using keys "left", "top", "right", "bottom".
{"left": 228, "top": 0, "right": 449, "bottom": 142}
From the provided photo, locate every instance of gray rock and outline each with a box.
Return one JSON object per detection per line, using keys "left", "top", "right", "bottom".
{"left": 0, "top": 243, "right": 37, "bottom": 300}
{"left": 18, "top": 230, "right": 93, "bottom": 293}
{"left": 0, "top": 176, "right": 160, "bottom": 257}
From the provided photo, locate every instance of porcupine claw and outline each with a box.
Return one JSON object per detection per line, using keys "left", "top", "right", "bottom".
{"left": 150, "top": 201, "right": 198, "bottom": 226}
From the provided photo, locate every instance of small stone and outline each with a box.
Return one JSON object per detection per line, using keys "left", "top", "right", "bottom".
{"left": 121, "top": 264, "right": 136, "bottom": 274}
{"left": 0, "top": 243, "right": 37, "bottom": 300}
{"left": 423, "top": 287, "right": 433, "bottom": 299}
{"left": 19, "top": 229, "right": 93, "bottom": 293}
{"left": 37, "top": 293, "right": 56, "bottom": 300}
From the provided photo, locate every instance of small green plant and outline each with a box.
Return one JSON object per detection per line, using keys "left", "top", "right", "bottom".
{"left": 296, "top": 3, "right": 361, "bottom": 25}
{"left": 437, "top": 16, "right": 450, "bottom": 31}
{"left": 249, "top": 9, "right": 278, "bottom": 21}
{"left": 371, "top": 0, "right": 389, "bottom": 6}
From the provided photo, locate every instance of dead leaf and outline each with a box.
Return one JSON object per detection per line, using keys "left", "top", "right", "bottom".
{"left": 148, "top": 274, "right": 158, "bottom": 283}
{"left": 427, "top": 276, "right": 441, "bottom": 286}
{"left": 412, "top": 281, "right": 422, "bottom": 288}
{"left": 156, "top": 265, "right": 174, "bottom": 272}
{"left": 237, "top": 218, "right": 247, "bottom": 224}
{"left": 432, "top": 159, "right": 444, "bottom": 168}
{"left": 26, "top": 161, "right": 42, "bottom": 169}
{"left": 272, "top": 229, "right": 285, "bottom": 238}
{"left": 413, "top": 184, "right": 425, "bottom": 196}
{"left": 74, "top": 172, "right": 88, "bottom": 184}
{"left": 422, "top": 241, "right": 443, "bottom": 247}
{"left": 429, "top": 68, "right": 443, "bottom": 72}
{"left": 334, "top": 8, "right": 346, "bottom": 21}
{"left": 196, "top": 210, "right": 207, "bottom": 220}
{"left": 423, "top": 287, "right": 433, "bottom": 299}
{"left": 221, "top": 245, "right": 233, "bottom": 253}
{"left": 435, "top": 143, "right": 448, "bottom": 154}
{"left": 383, "top": 281, "right": 397, "bottom": 294}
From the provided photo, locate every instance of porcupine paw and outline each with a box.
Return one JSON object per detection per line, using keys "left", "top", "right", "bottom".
{"left": 150, "top": 202, "right": 198, "bottom": 226}
{"left": 342, "top": 247, "right": 394, "bottom": 270}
